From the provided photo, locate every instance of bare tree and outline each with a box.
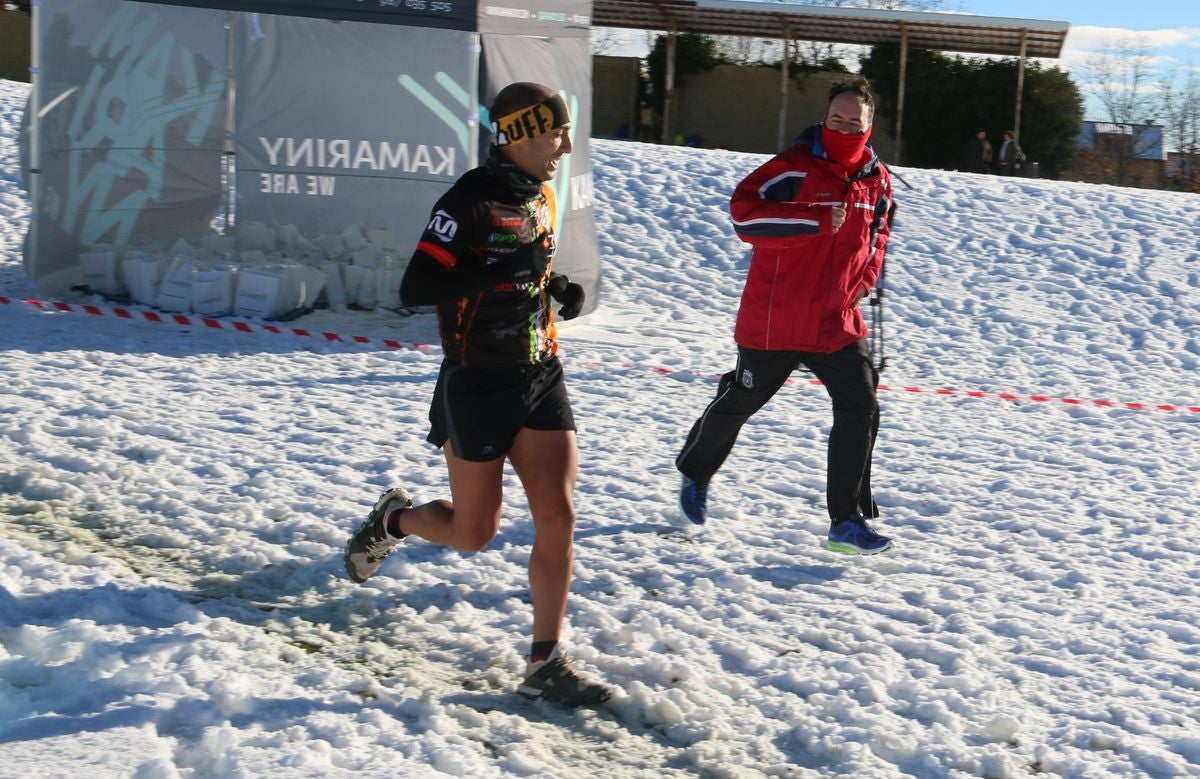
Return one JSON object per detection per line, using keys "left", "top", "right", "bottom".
{"left": 591, "top": 28, "right": 620, "bottom": 56}
{"left": 712, "top": 35, "right": 771, "bottom": 66}
{"left": 713, "top": 35, "right": 858, "bottom": 70}
{"left": 1161, "top": 64, "right": 1200, "bottom": 191}
{"left": 1082, "top": 36, "right": 1168, "bottom": 186}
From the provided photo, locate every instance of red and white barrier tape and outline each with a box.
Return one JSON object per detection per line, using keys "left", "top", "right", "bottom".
{"left": 4, "top": 295, "right": 1198, "bottom": 415}
{"left": 1, "top": 295, "right": 435, "bottom": 353}
{"left": 633, "top": 365, "right": 1200, "bottom": 414}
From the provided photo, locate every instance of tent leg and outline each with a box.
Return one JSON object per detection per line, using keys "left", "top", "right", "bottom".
{"left": 26, "top": 0, "right": 42, "bottom": 279}
{"left": 777, "top": 35, "right": 790, "bottom": 150}
{"left": 661, "top": 27, "right": 676, "bottom": 145}
{"left": 223, "top": 11, "right": 237, "bottom": 233}
{"left": 469, "top": 33, "right": 480, "bottom": 169}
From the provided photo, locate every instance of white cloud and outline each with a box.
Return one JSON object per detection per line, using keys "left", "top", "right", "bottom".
{"left": 1066, "top": 25, "right": 1198, "bottom": 52}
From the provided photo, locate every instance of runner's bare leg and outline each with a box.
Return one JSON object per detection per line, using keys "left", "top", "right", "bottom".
{"left": 395, "top": 443, "right": 503, "bottom": 552}
{"left": 508, "top": 428, "right": 577, "bottom": 644}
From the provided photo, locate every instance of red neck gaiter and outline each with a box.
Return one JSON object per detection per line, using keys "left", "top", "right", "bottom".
{"left": 820, "top": 124, "right": 873, "bottom": 173}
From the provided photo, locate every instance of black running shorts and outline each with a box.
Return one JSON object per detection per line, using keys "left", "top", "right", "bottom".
{"left": 426, "top": 357, "right": 575, "bottom": 461}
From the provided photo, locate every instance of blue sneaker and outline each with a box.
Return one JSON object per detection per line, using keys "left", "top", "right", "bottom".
{"left": 679, "top": 476, "right": 709, "bottom": 525}
{"left": 826, "top": 513, "right": 893, "bottom": 555}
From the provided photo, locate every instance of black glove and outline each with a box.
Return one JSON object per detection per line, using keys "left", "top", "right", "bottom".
{"left": 490, "top": 239, "right": 549, "bottom": 284}
{"left": 548, "top": 274, "right": 585, "bottom": 320}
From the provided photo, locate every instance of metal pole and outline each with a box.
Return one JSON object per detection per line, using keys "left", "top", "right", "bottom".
{"left": 223, "top": 12, "right": 236, "bottom": 233}
{"left": 469, "top": 33, "right": 481, "bottom": 168}
{"left": 777, "top": 35, "right": 790, "bottom": 150}
{"left": 27, "top": 0, "right": 42, "bottom": 282}
{"left": 894, "top": 23, "right": 908, "bottom": 166}
{"left": 661, "top": 27, "right": 676, "bottom": 145}
{"left": 1014, "top": 30, "right": 1027, "bottom": 141}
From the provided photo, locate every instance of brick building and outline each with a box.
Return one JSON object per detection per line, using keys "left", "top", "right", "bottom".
{"left": 0, "top": 9, "right": 31, "bottom": 81}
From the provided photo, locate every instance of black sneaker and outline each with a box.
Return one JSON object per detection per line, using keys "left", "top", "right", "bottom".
{"left": 517, "top": 646, "right": 613, "bottom": 707}
{"left": 343, "top": 487, "right": 413, "bottom": 583}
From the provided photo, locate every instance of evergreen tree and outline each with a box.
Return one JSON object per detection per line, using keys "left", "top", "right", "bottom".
{"left": 862, "top": 42, "right": 1082, "bottom": 178}
{"left": 645, "top": 33, "right": 723, "bottom": 139}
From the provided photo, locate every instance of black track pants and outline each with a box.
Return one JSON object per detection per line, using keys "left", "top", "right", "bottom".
{"left": 675, "top": 340, "right": 879, "bottom": 521}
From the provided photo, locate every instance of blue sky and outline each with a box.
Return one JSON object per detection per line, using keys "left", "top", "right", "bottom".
{"left": 955, "top": 1, "right": 1181, "bottom": 29}
{"left": 957, "top": 0, "right": 1200, "bottom": 72}
{"left": 956, "top": 1, "right": 1200, "bottom": 122}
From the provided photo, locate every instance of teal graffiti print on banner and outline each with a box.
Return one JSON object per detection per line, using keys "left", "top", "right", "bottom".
{"left": 397, "top": 72, "right": 474, "bottom": 154}
{"left": 62, "top": 6, "right": 224, "bottom": 248}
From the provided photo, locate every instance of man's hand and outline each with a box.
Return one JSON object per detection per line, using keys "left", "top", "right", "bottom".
{"left": 548, "top": 274, "right": 585, "bottom": 320}
{"left": 831, "top": 204, "right": 847, "bottom": 233}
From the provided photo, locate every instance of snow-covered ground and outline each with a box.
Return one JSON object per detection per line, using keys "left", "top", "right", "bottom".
{"left": 2, "top": 77, "right": 1199, "bottom": 778}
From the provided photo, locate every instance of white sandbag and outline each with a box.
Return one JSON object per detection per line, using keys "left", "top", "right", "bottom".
{"left": 80, "top": 246, "right": 125, "bottom": 297}
{"left": 339, "top": 222, "right": 368, "bottom": 252}
{"left": 352, "top": 244, "right": 380, "bottom": 268}
{"left": 275, "top": 223, "right": 304, "bottom": 253}
{"left": 342, "top": 264, "right": 377, "bottom": 309}
{"left": 235, "top": 265, "right": 306, "bottom": 319}
{"left": 190, "top": 266, "right": 237, "bottom": 316}
{"left": 122, "top": 252, "right": 167, "bottom": 306}
{"left": 374, "top": 264, "right": 405, "bottom": 310}
{"left": 322, "top": 262, "right": 347, "bottom": 311}
{"left": 279, "top": 265, "right": 307, "bottom": 313}
{"left": 239, "top": 249, "right": 267, "bottom": 267}
{"left": 156, "top": 255, "right": 202, "bottom": 312}
{"left": 368, "top": 228, "right": 397, "bottom": 250}
{"left": 201, "top": 233, "right": 235, "bottom": 255}
{"left": 234, "top": 267, "right": 286, "bottom": 319}
{"left": 237, "top": 221, "right": 275, "bottom": 252}
{"left": 311, "top": 233, "right": 338, "bottom": 259}
{"left": 169, "top": 238, "right": 201, "bottom": 260}
{"left": 293, "top": 264, "right": 327, "bottom": 309}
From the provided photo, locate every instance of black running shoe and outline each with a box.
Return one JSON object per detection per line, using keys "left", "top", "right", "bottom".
{"left": 344, "top": 487, "right": 412, "bottom": 583}
{"left": 517, "top": 646, "right": 613, "bottom": 707}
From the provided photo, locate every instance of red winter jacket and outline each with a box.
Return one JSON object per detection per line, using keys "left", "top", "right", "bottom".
{"left": 730, "top": 124, "right": 893, "bottom": 354}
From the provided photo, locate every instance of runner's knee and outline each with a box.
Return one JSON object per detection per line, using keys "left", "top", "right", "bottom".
{"left": 457, "top": 521, "right": 500, "bottom": 552}
{"left": 532, "top": 509, "right": 575, "bottom": 544}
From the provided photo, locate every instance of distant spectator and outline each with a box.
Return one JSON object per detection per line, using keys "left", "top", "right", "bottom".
{"left": 963, "top": 128, "right": 992, "bottom": 174}
{"left": 997, "top": 130, "right": 1026, "bottom": 176}
{"left": 636, "top": 103, "right": 655, "bottom": 142}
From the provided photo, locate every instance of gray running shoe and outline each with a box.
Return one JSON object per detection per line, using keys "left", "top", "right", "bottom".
{"left": 517, "top": 646, "right": 613, "bottom": 707}
{"left": 344, "top": 487, "right": 413, "bottom": 583}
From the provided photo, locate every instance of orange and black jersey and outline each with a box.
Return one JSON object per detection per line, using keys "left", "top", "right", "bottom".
{"left": 400, "top": 166, "right": 560, "bottom": 367}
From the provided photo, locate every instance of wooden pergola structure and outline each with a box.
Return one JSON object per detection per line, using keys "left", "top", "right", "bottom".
{"left": 591, "top": 0, "right": 1069, "bottom": 161}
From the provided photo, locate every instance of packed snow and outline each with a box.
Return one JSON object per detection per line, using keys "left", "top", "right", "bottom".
{"left": 1, "top": 77, "right": 1199, "bottom": 778}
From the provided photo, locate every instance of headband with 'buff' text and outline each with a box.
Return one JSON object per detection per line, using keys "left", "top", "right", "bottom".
{"left": 492, "top": 95, "right": 570, "bottom": 147}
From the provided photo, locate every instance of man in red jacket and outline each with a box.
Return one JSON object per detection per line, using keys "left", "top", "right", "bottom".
{"left": 675, "top": 76, "right": 895, "bottom": 554}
